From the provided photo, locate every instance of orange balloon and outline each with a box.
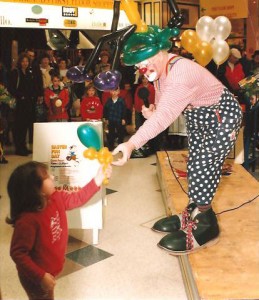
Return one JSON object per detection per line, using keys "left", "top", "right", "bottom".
{"left": 193, "top": 41, "right": 213, "bottom": 67}
{"left": 122, "top": 0, "right": 148, "bottom": 33}
{"left": 180, "top": 30, "right": 199, "bottom": 54}
{"left": 98, "top": 147, "right": 110, "bottom": 156}
{"left": 104, "top": 153, "right": 113, "bottom": 165}
{"left": 83, "top": 147, "right": 97, "bottom": 160}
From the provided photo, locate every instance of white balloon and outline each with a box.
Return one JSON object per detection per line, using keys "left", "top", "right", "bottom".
{"left": 214, "top": 16, "right": 232, "bottom": 41}
{"left": 196, "top": 16, "right": 215, "bottom": 43}
{"left": 211, "top": 39, "right": 230, "bottom": 65}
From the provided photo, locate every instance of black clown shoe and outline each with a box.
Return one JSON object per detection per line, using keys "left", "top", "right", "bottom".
{"left": 152, "top": 202, "right": 197, "bottom": 233}
{"left": 157, "top": 208, "right": 220, "bottom": 255}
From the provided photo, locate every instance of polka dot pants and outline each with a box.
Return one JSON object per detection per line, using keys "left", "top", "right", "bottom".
{"left": 183, "top": 88, "right": 242, "bottom": 206}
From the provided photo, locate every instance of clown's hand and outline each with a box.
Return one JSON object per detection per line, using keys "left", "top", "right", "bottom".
{"left": 112, "top": 141, "right": 135, "bottom": 166}
{"left": 142, "top": 104, "right": 155, "bottom": 119}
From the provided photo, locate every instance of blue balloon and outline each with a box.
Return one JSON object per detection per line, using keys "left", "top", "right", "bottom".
{"left": 77, "top": 124, "right": 101, "bottom": 150}
{"left": 93, "top": 70, "right": 122, "bottom": 91}
{"left": 67, "top": 66, "right": 91, "bottom": 83}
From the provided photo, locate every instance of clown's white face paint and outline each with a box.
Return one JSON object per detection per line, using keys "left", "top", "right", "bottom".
{"left": 135, "top": 51, "right": 167, "bottom": 82}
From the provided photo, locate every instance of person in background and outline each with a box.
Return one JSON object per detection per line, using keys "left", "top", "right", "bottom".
{"left": 80, "top": 84, "right": 103, "bottom": 121}
{"left": 249, "top": 50, "right": 259, "bottom": 75}
{"left": 6, "top": 161, "right": 112, "bottom": 300}
{"left": 46, "top": 49, "right": 59, "bottom": 71}
{"left": 0, "top": 115, "right": 8, "bottom": 163}
{"left": 217, "top": 48, "right": 246, "bottom": 103}
{"left": 25, "top": 49, "right": 46, "bottom": 123}
{"left": 57, "top": 58, "right": 69, "bottom": 86}
{"left": 8, "top": 53, "right": 41, "bottom": 156}
{"left": 94, "top": 50, "right": 111, "bottom": 75}
{"left": 44, "top": 74, "right": 69, "bottom": 122}
{"left": 0, "top": 60, "right": 8, "bottom": 87}
{"left": 39, "top": 53, "right": 55, "bottom": 90}
{"left": 103, "top": 87, "right": 126, "bottom": 151}
{"left": 119, "top": 83, "right": 133, "bottom": 126}
{"left": 76, "top": 49, "right": 88, "bottom": 67}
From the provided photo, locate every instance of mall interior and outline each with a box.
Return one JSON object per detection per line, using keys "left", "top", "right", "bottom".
{"left": 0, "top": 0, "right": 259, "bottom": 300}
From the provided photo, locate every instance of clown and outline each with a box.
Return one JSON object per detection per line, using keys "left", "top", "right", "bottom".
{"left": 112, "top": 27, "right": 242, "bottom": 255}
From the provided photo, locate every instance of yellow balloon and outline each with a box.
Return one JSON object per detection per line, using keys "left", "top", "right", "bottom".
{"left": 104, "top": 153, "right": 113, "bottom": 165}
{"left": 180, "top": 30, "right": 199, "bottom": 54}
{"left": 97, "top": 147, "right": 113, "bottom": 165}
{"left": 193, "top": 41, "right": 213, "bottom": 67}
{"left": 83, "top": 147, "right": 97, "bottom": 160}
{"left": 103, "top": 177, "right": 109, "bottom": 185}
{"left": 122, "top": 0, "right": 148, "bottom": 32}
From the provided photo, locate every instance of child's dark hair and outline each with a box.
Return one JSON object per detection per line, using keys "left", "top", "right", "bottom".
{"left": 84, "top": 84, "right": 97, "bottom": 96}
{"left": 6, "top": 161, "right": 49, "bottom": 225}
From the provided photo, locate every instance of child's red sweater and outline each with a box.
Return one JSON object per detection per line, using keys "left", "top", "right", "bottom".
{"left": 10, "top": 179, "right": 100, "bottom": 284}
{"left": 80, "top": 96, "right": 103, "bottom": 120}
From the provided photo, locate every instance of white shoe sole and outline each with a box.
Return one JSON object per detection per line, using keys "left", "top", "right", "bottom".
{"left": 157, "top": 236, "right": 220, "bottom": 256}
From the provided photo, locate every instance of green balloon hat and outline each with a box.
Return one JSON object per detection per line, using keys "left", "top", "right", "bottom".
{"left": 122, "top": 25, "right": 180, "bottom": 66}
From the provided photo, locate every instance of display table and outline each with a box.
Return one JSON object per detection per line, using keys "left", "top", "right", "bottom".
{"left": 33, "top": 122, "right": 105, "bottom": 244}
{"left": 156, "top": 151, "right": 259, "bottom": 299}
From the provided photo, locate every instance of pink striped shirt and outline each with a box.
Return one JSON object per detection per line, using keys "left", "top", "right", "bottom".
{"left": 129, "top": 54, "right": 224, "bottom": 149}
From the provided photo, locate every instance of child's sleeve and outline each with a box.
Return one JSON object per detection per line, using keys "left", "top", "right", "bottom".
{"left": 60, "top": 178, "right": 100, "bottom": 210}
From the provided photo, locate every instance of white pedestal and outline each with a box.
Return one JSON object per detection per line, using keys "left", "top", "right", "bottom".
{"left": 33, "top": 121, "right": 105, "bottom": 244}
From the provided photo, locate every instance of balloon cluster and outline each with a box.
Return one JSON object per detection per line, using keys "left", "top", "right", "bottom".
{"left": 77, "top": 124, "right": 112, "bottom": 185}
{"left": 66, "top": 66, "right": 92, "bottom": 83}
{"left": 181, "top": 16, "right": 232, "bottom": 67}
{"left": 122, "top": 25, "right": 180, "bottom": 66}
{"left": 84, "top": 147, "right": 113, "bottom": 185}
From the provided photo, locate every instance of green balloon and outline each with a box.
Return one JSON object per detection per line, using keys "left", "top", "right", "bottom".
{"left": 122, "top": 25, "right": 179, "bottom": 66}
{"left": 77, "top": 124, "right": 101, "bottom": 150}
{"left": 171, "top": 27, "right": 180, "bottom": 37}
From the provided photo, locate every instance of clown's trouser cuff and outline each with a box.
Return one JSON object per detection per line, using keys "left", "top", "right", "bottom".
{"left": 152, "top": 202, "right": 197, "bottom": 233}
{"left": 157, "top": 207, "right": 219, "bottom": 255}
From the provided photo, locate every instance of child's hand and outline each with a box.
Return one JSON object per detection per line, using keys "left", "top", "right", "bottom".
{"left": 41, "top": 272, "right": 56, "bottom": 291}
{"left": 122, "top": 119, "right": 126, "bottom": 125}
{"left": 94, "top": 164, "right": 112, "bottom": 186}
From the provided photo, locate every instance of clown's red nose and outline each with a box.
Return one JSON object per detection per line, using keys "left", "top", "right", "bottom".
{"left": 139, "top": 67, "right": 147, "bottom": 74}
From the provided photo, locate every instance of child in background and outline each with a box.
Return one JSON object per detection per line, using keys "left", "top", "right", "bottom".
{"left": 103, "top": 87, "right": 126, "bottom": 151}
{"left": 6, "top": 161, "right": 112, "bottom": 299}
{"left": 44, "top": 74, "right": 69, "bottom": 122}
{"left": 80, "top": 84, "right": 103, "bottom": 121}
{"left": 119, "top": 83, "right": 133, "bottom": 125}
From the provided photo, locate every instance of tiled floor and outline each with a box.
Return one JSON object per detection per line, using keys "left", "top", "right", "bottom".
{"left": 0, "top": 140, "right": 258, "bottom": 300}
{"left": 0, "top": 145, "right": 188, "bottom": 300}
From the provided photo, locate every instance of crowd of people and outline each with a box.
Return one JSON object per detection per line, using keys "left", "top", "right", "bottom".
{"left": 0, "top": 45, "right": 259, "bottom": 163}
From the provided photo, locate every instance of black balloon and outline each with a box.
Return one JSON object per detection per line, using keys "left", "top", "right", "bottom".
{"left": 66, "top": 66, "right": 91, "bottom": 83}
{"left": 93, "top": 70, "right": 122, "bottom": 91}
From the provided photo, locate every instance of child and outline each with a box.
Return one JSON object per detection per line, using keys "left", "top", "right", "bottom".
{"left": 44, "top": 74, "right": 69, "bottom": 122}
{"left": 80, "top": 84, "right": 103, "bottom": 121}
{"left": 103, "top": 87, "right": 126, "bottom": 151}
{"left": 6, "top": 161, "right": 112, "bottom": 299}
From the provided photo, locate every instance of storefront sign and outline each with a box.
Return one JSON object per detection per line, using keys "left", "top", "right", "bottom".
{"left": 200, "top": 0, "right": 248, "bottom": 19}
{"left": 0, "top": 0, "right": 114, "bottom": 9}
{"left": 0, "top": 2, "right": 130, "bottom": 29}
